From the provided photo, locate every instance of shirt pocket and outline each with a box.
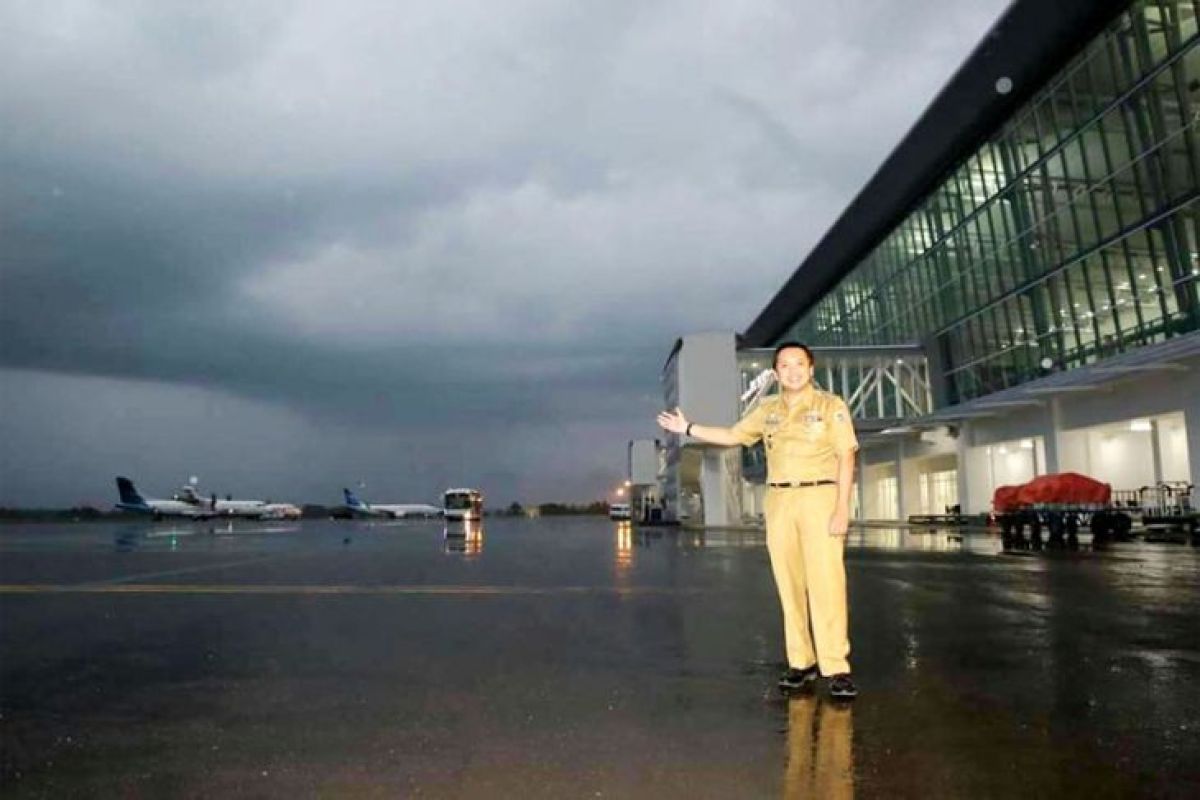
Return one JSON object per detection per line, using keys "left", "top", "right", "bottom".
{"left": 801, "top": 415, "right": 828, "bottom": 442}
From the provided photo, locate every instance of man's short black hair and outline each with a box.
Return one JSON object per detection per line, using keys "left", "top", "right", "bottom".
{"left": 773, "top": 341, "right": 815, "bottom": 369}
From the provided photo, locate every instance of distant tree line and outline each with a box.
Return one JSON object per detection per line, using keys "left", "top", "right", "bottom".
{"left": 0, "top": 506, "right": 115, "bottom": 522}
{"left": 534, "top": 501, "right": 609, "bottom": 516}
{"left": 0, "top": 500, "right": 612, "bottom": 522}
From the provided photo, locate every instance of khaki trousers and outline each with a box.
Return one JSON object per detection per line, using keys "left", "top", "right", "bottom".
{"left": 765, "top": 484, "right": 850, "bottom": 676}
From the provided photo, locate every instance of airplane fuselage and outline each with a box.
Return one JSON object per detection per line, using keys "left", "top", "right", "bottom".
{"left": 116, "top": 499, "right": 213, "bottom": 519}
{"left": 342, "top": 488, "right": 439, "bottom": 519}
{"left": 369, "top": 504, "right": 442, "bottom": 519}
{"left": 116, "top": 477, "right": 298, "bottom": 522}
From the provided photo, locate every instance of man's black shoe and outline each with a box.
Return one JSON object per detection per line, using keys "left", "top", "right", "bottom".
{"left": 828, "top": 673, "right": 858, "bottom": 700}
{"left": 778, "top": 665, "right": 818, "bottom": 691}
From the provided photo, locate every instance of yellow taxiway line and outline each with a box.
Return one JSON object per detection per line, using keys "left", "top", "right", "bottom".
{"left": 0, "top": 584, "right": 697, "bottom": 596}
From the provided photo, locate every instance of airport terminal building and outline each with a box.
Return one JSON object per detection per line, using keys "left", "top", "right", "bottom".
{"left": 655, "top": 0, "right": 1199, "bottom": 526}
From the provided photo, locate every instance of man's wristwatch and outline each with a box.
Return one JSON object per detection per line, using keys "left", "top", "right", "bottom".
{"left": 686, "top": 422, "right": 694, "bottom": 436}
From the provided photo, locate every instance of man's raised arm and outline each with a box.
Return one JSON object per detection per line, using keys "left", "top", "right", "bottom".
{"left": 656, "top": 407, "right": 749, "bottom": 448}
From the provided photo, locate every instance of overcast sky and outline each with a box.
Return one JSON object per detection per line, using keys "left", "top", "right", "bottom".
{"left": 0, "top": 0, "right": 1009, "bottom": 508}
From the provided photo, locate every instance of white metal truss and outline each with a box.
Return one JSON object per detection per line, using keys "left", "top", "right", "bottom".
{"left": 739, "top": 347, "right": 932, "bottom": 421}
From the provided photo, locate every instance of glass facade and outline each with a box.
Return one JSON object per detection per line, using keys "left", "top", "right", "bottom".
{"left": 920, "top": 469, "right": 958, "bottom": 515}
{"left": 781, "top": 0, "right": 1200, "bottom": 405}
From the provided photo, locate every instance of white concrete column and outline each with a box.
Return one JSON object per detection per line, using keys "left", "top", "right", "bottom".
{"left": 1149, "top": 419, "right": 1164, "bottom": 484}
{"left": 956, "top": 422, "right": 971, "bottom": 514}
{"left": 1043, "top": 398, "right": 1063, "bottom": 474}
{"left": 959, "top": 421, "right": 998, "bottom": 515}
{"left": 700, "top": 448, "right": 732, "bottom": 527}
{"left": 721, "top": 447, "right": 743, "bottom": 524}
{"left": 897, "top": 440, "right": 917, "bottom": 520}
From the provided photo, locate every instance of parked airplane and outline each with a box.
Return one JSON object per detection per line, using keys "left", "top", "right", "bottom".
{"left": 176, "top": 485, "right": 301, "bottom": 520}
{"left": 115, "top": 477, "right": 214, "bottom": 519}
{"left": 342, "top": 488, "right": 442, "bottom": 519}
{"left": 261, "top": 502, "right": 303, "bottom": 520}
{"left": 116, "top": 477, "right": 301, "bottom": 521}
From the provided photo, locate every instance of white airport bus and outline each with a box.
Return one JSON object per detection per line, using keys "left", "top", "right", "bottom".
{"left": 443, "top": 488, "right": 483, "bottom": 522}
{"left": 608, "top": 502, "right": 631, "bottom": 521}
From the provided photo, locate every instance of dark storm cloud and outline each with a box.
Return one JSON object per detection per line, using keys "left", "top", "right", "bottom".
{"left": 0, "top": 0, "right": 1009, "bottom": 504}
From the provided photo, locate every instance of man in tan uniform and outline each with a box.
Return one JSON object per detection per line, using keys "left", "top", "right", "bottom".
{"left": 657, "top": 342, "right": 859, "bottom": 699}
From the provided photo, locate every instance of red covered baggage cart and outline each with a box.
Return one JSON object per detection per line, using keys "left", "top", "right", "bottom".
{"left": 992, "top": 472, "right": 1129, "bottom": 549}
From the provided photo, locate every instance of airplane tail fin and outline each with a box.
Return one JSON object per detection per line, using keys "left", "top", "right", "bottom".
{"left": 116, "top": 476, "right": 147, "bottom": 506}
{"left": 343, "top": 488, "right": 364, "bottom": 508}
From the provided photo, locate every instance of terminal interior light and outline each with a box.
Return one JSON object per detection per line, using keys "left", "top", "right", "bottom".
{"left": 1130, "top": 419, "right": 1152, "bottom": 432}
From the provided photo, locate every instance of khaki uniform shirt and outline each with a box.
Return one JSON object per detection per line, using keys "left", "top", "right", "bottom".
{"left": 730, "top": 386, "right": 858, "bottom": 483}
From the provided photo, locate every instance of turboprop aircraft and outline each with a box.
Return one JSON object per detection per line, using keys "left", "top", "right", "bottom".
{"left": 115, "top": 477, "right": 213, "bottom": 520}
{"left": 117, "top": 477, "right": 301, "bottom": 521}
{"left": 176, "top": 484, "right": 301, "bottom": 520}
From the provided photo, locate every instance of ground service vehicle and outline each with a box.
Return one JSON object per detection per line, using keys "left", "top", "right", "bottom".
{"left": 443, "top": 488, "right": 483, "bottom": 522}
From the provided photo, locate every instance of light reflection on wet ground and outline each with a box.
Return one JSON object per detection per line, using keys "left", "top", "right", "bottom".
{"left": 615, "top": 523, "right": 1005, "bottom": 556}
{"left": 1, "top": 519, "right": 1198, "bottom": 797}
{"left": 0, "top": 521, "right": 1099, "bottom": 559}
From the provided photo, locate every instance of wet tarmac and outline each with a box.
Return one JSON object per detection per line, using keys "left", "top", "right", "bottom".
{"left": 1, "top": 518, "right": 1197, "bottom": 798}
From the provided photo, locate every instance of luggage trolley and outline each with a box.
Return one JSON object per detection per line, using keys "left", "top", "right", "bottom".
{"left": 995, "top": 476, "right": 1199, "bottom": 549}
{"left": 1138, "top": 482, "right": 1198, "bottom": 543}
{"left": 993, "top": 473, "right": 1132, "bottom": 550}
{"left": 996, "top": 502, "right": 1133, "bottom": 550}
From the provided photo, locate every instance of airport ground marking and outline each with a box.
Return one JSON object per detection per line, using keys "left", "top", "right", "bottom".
{"left": 0, "top": 583, "right": 704, "bottom": 597}
{"left": 89, "top": 555, "right": 291, "bottom": 586}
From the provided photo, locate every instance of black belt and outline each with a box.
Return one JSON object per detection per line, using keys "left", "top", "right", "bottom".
{"left": 768, "top": 480, "right": 836, "bottom": 488}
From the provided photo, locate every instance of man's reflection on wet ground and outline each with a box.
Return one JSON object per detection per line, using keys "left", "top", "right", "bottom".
{"left": 783, "top": 693, "right": 854, "bottom": 800}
